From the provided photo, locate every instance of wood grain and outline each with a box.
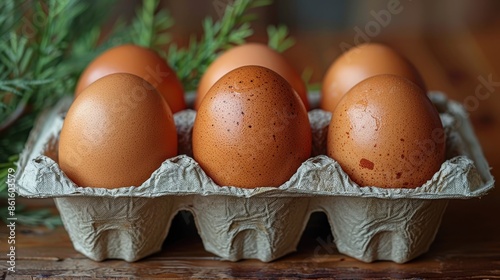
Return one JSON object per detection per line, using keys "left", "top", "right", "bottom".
{"left": 1, "top": 208, "right": 500, "bottom": 278}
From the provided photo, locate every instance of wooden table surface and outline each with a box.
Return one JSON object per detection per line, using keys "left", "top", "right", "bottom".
{"left": 2, "top": 22, "right": 500, "bottom": 279}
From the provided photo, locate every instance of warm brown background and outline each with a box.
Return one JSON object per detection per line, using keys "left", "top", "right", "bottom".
{"left": 1, "top": 0, "right": 499, "bottom": 278}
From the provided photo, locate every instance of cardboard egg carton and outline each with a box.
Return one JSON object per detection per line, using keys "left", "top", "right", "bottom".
{"left": 16, "top": 92, "right": 494, "bottom": 263}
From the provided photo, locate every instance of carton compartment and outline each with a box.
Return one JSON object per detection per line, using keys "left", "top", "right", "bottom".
{"left": 55, "top": 196, "right": 176, "bottom": 262}
{"left": 16, "top": 92, "right": 494, "bottom": 263}
{"left": 318, "top": 197, "right": 449, "bottom": 263}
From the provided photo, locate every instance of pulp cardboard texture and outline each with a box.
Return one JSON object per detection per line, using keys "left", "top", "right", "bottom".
{"left": 16, "top": 92, "right": 494, "bottom": 263}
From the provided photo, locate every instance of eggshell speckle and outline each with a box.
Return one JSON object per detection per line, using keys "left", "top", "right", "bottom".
{"left": 327, "top": 74, "right": 445, "bottom": 188}
{"left": 75, "top": 44, "right": 186, "bottom": 113}
{"left": 196, "top": 43, "right": 309, "bottom": 111}
{"left": 321, "top": 43, "right": 425, "bottom": 113}
{"left": 193, "top": 65, "right": 312, "bottom": 188}
{"left": 59, "top": 73, "right": 178, "bottom": 188}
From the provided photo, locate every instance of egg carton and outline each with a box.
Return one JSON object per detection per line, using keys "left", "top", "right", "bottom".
{"left": 16, "top": 92, "right": 494, "bottom": 263}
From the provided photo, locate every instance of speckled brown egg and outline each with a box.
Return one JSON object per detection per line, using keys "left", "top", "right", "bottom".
{"left": 196, "top": 43, "right": 309, "bottom": 111}
{"left": 59, "top": 73, "right": 178, "bottom": 188}
{"left": 321, "top": 43, "right": 425, "bottom": 113}
{"left": 327, "top": 74, "right": 445, "bottom": 188}
{"left": 75, "top": 44, "right": 186, "bottom": 113}
{"left": 193, "top": 65, "right": 312, "bottom": 188}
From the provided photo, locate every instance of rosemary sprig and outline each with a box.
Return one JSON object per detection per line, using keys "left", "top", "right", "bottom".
{"left": 0, "top": 112, "right": 36, "bottom": 160}
{"left": 0, "top": 0, "right": 299, "bottom": 228}
{"left": 0, "top": 1, "right": 23, "bottom": 38}
{"left": 167, "top": 0, "right": 272, "bottom": 91}
{"left": 0, "top": 0, "right": 123, "bottom": 227}
{"left": 267, "top": 25, "right": 295, "bottom": 53}
{"left": 131, "top": 0, "right": 173, "bottom": 51}
{"left": 0, "top": 205, "right": 62, "bottom": 229}
{"left": 0, "top": 154, "right": 17, "bottom": 197}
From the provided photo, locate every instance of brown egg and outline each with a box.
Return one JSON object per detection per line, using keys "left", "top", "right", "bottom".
{"left": 321, "top": 43, "right": 425, "bottom": 112}
{"left": 196, "top": 43, "right": 309, "bottom": 111}
{"left": 75, "top": 44, "right": 186, "bottom": 113}
{"left": 193, "top": 65, "right": 312, "bottom": 188}
{"left": 59, "top": 73, "right": 178, "bottom": 188}
{"left": 327, "top": 74, "right": 445, "bottom": 188}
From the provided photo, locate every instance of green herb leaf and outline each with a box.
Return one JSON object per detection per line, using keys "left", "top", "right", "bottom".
{"left": 267, "top": 24, "right": 295, "bottom": 53}
{"left": 168, "top": 0, "right": 272, "bottom": 91}
{"left": 131, "top": 0, "right": 173, "bottom": 51}
{"left": 0, "top": 0, "right": 297, "bottom": 229}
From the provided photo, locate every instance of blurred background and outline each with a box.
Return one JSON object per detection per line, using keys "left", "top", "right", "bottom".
{"left": 105, "top": 1, "right": 500, "bottom": 167}
{"left": 110, "top": 0, "right": 500, "bottom": 91}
